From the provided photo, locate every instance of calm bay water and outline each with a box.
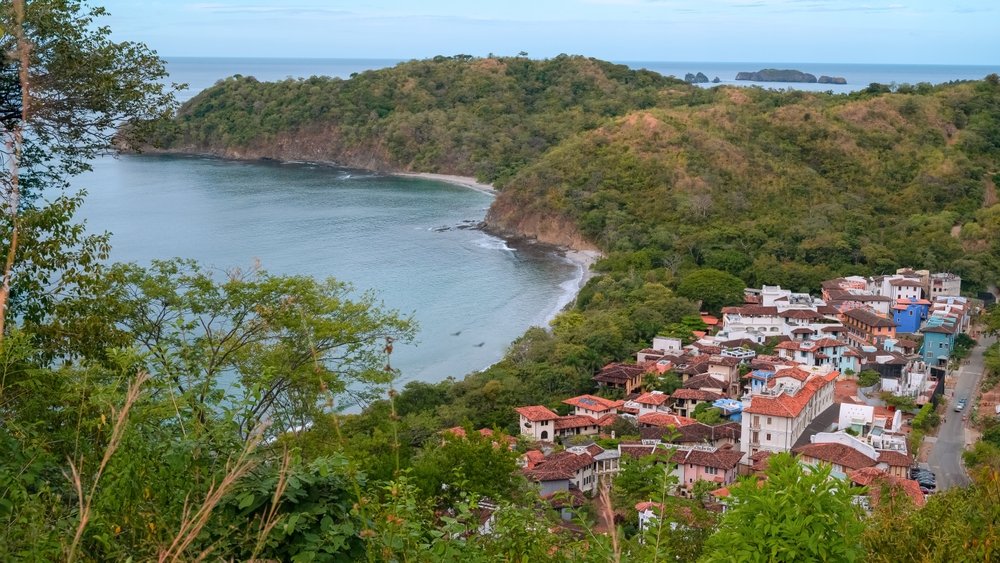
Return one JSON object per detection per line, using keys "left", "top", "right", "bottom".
{"left": 75, "top": 155, "right": 579, "bottom": 386}
{"left": 73, "top": 56, "right": 998, "bottom": 388}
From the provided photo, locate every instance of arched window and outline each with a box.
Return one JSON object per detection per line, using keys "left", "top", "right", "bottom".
{"left": 540, "top": 430, "right": 548, "bottom": 440}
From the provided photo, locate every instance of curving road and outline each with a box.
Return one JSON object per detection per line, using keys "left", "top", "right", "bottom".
{"left": 928, "top": 334, "right": 996, "bottom": 490}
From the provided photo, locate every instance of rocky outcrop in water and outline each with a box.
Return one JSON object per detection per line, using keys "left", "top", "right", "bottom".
{"left": 684, "top": 72, "right": 710, "bottom": 84}
{"left": 819, "top": 75, "right": 847, "bottom": 84}
{"left": 735, "top": 69, "right": 818, "bottom": 83}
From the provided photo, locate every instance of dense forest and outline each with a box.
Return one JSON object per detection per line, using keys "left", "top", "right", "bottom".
{"left": 153, "top": 56, "right": 1000, "bottom": 297}
{"left": 4, "top": 0, "right": 1000, "bottom": 559}
{"left": 148, "top": 54, "right": 1000, "bottom": 437}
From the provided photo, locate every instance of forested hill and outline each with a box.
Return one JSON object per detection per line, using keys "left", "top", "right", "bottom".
{"left": 150, "top": 55, "right": 1000, "bottom": 294}
{"left": 150, "top": 55, "right": 680, "bottom": 186}
{"left": 487, "top": 80, "right": 1000, "bottom": 294}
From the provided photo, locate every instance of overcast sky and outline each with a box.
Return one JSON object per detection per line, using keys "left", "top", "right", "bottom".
{"left": 98, "top": 0, "right": 998, "bottom": 65}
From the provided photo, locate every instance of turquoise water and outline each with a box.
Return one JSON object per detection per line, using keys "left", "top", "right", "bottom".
{"left": 74, "top": 155, "right": 579, "bottom": 386}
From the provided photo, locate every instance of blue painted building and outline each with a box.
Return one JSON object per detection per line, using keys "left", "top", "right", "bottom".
{"left": 920, "top": 316, "right": 959, "bottom": 367}
{"left": 892, "top": 298, "right": 930, "bottom": 334}
{"left": 746, "top": 370, "right": 774, "bottom": 394}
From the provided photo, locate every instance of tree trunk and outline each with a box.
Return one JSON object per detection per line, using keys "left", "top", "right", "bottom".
{"left": 0, "top": 0, "right": 31, "bottom": 340}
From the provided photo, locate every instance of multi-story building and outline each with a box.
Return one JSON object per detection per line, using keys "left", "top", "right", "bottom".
{"left": 892, "top": 298, "right": 931, "bottom": 334}
{"left": 717, "top": 286, "right": 843, "bottom": 345}
{"left": 774, "top": 338, "right": 857, "bottom": 374}
{"left": 593, "top": 363, "right": 646, "bottom": 395}
{"left": 739, "top": 365, "right": 839, "bottom": 461}
{"left": 928, "top": 272, "right": 962, "bottom": 298}
{"left": 841, "top": 307, "right": 896, "bottom": 347}
{"left": 515, "top": 406, "right": 560, "bottom": 441}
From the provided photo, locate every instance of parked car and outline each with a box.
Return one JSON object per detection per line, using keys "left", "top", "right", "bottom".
{"left": 955, "top": 398, "right": 968, "bottom": 412}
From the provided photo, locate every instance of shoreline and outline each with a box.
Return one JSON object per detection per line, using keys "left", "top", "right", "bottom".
{"left": 563, "top": 249, "right": 601, "bottom": 293}
{"left": 393, "top": 172, "right": 498, "bottom": 196}
{"left": 394, "top": 170, "right": 601, "bottom": 301}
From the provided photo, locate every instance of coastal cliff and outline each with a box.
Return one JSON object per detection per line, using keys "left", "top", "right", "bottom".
{"left": 144, "top": 57, "right": 1000, "bottom": 295}
{"left": 735, "top": 68, "right": 847, "bottom": 84}
{"left": 735, "top": 69, "right": 818, "bottom": 82}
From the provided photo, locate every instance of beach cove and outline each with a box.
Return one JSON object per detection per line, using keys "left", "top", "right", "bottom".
{"left": 73, "top": 155, "right": 595, "bottom": 387}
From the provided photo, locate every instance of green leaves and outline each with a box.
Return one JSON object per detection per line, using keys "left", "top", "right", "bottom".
{"left": 702, "top": 453, "right": 866, "bottom": 562}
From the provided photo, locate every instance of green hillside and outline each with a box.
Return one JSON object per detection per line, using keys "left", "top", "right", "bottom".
{"left": 153, "top": 54, "right": 679, "bottom": 186}
{"left": 154, "top": 57, "right": 1000, "bottom": 294}
{"left": 488, "top": 80, "right": 1000, "bottom": 293}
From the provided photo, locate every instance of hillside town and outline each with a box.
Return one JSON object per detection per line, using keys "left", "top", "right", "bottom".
{"left": 493, "top": 269, "right": 983, "bottom": 524}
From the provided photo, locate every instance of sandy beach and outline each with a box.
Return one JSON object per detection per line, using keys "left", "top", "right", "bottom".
{"left": 399, "top": 171, "right": 602, "bottom": 311}
{"left": 395, "top": 172, "right": 497, "bottom": 196}
{"left": 564, "top": 249, "right": 602, "bottom": 291}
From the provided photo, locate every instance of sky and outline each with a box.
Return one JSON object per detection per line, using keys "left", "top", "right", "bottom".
{"left": 97, "top": 0, "right": 998, "bottom": 65}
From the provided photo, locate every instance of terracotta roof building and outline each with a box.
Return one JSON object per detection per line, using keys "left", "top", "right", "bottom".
{"left": 740, "top": 367, "right": 839, "bottom": 461}
{"left": 594, "top": 363, "right": 646, "bottom": 395}
{"left": 638, "top": 412, "right": 699, "bottom": 429}
{"left": 562, "top": 394, "right": 621, "bottom": 417}
{"left": 842, "top": 307, "right": 897, "bottom": 347}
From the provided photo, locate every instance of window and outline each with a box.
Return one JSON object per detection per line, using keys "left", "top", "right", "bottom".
{"left": 540, "top": 431, "right": 548, "bottom": 440}
{"left": 766, "top": 433, "right": 772, "bottom": 441}
{"left": 767, "top": 417, "right": 773, "bottom": 425}
{"left": 705, "top": 467, "right": 718, "bottom": 475}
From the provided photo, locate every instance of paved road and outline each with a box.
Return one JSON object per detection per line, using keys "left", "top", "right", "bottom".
{"left": 928, "top": 334, "right": 996, "bottom": 490}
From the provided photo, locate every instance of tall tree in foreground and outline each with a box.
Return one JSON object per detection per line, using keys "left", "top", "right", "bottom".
{"left": 701, "top": 453, "right": 865, "bottom": 562}
{"left": 0, "top": 0, "right": 175, "bottom": 341}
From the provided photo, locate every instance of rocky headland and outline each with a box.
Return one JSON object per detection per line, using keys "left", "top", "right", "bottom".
{"left": 735, "top": 68, "right": 843, "bottom": 84}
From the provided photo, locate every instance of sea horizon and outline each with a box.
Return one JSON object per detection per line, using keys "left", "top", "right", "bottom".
{"left": 163, "top": 56, "right": 1000, "bottom": 101}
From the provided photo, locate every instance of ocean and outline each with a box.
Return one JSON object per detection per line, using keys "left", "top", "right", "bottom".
{"left": 165, "top": 57, "right": 999, "bottom": 101}
{"left": 72, "top": 57, "right": 998, "bottom": 396}
{"left": 74, "top": 155, "right": 579, "bottom": 394}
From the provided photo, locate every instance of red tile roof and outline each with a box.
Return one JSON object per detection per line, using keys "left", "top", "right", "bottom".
{"left": 722, "top": 305, "right": 779, "bottom": 316}
{"left": 779, "top": 309, "right": 826, "bottom": 320}
{"left": 670, "top": 388, "right": 723, "bottom": 402}
{"left": 774, "top": 366, "right": 814, "bottom": 382}
{"left": 562, "top": 394, "right": 619, "bottom": 412}
{"left": 554, "top": 415, "right": 600, "bottom": 431}
{"left": 847, "top": 467, "right": 925, "bottom": 507}
{"left": 744, "top": 370, "right": 839, "bottom": 417}
{"left": 844, "top": 307, "right": 896, "bottom": 328}
{"left": 876, "top": 450, "right": 912, "bottom": 468}
{"left": 635, "top": 501, "right": 666, "bottom": 513}
{"left": 683, "top": 374, "right": 727, "bottom": 390}
{"left": 594, "top": 363, "right": 646, "bottom": 385}
{"left": 635, "top": 392, "right": 670, "bottom": 405}
{"left": 522, "top": 450, "right": 546, "bottom": 469}
{"left": 793, "top": 443, "right": 876, "bottom": 470}
{"left": 709, "top": 355, "right": 741, "bottom": 367}
{"left": 700, "top": 314, "right": 720, "bottom": 326}
{"left": 750, "top": 450, "right": 773, "bottom": 472}
{"left": 523, "top": 451, "right": 594, "bottom": 481}
{"left": 619, "top": 443, "right": 660, "bottom": 459}
{"left": 638, "top": 412, "right": 698, "bottom": 428}
{"left": 640, "top": 422, "right": 741, "bottom": 444}
{"left": 515, "top": 405, "right": 559, "bottom": 422}
{"left": 671, "top": 448, "right": 744, "bottom": 470}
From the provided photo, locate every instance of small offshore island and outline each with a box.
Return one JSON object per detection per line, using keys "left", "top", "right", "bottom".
{"left": 736, "top": 68, "right": 847, "bottom": 84}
